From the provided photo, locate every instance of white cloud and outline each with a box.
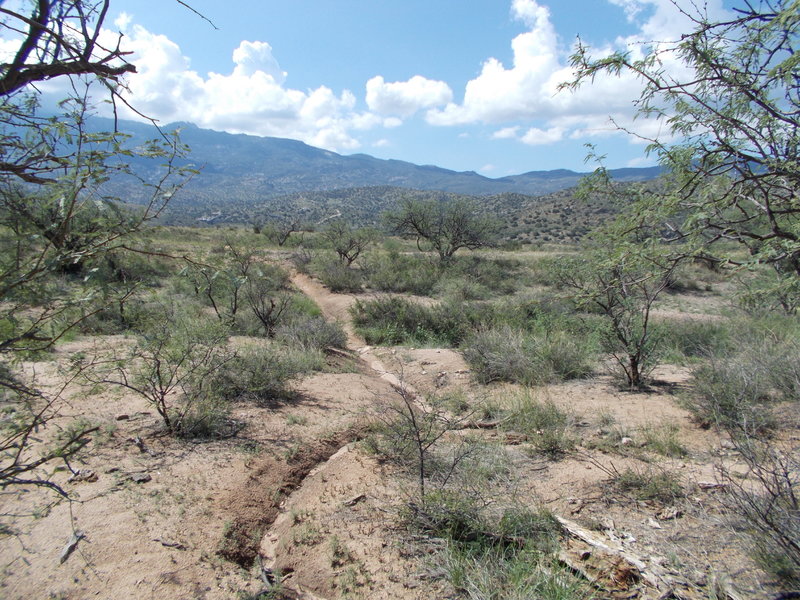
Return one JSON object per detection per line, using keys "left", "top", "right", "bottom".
{"left": 106, "top": 22, "right": 380, "bottom": 152}
{"left": 373, "top": 139, "right": 391, "bottom": 148}
{"left": 626, "top": 155, "right": 657, "bottom": 167}
{"left": 426, "top": 0, "right": 563, "bottom": 126}
{"left": 115, "top": 12, "right": 133, "bottom": 31}
{"left": 520, "top": 126, "right": 564, "bottom": 145}
{"left": 428, "top": 0, "right": 728, "bottom": 148}
{"left": 511, "top": 0, "right": 550, "bottom": 27}
{"left": 492, "top": 126, "right": 519, "bottom": 139}
{"left": 0, "top": 37, "right": 19, "bottom": 63}
{"left": 232, "top": 40, "right": 286, "bottom": 83}
{"left": 365, "top": 75, "right": 453, "bottom": 117}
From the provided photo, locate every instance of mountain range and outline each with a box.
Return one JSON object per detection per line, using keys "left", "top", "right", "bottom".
{"left": 102, "top": 118, "right": 661, "bottom": 224}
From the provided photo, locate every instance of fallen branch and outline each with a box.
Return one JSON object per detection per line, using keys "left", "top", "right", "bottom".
{"left": 555, "top": 515, "right": 702, "bottom": 599}
{"left": 59, "top": 530, "right": 86, "bottom": 564}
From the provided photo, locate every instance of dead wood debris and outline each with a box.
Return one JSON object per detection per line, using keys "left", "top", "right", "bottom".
{"left": 555, "top": 515, "right": 737, "bottom": 599}
{"left": 59, "top": 531, "right": 86, "bottom": 564}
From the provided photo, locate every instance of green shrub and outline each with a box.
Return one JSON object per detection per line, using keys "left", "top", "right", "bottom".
{"left": 232, "top": 291, "right": 322, "bottom": 338}
{"left": 176, "top": 395, "right": 237, "bottom": 439}
{"left": 85, "top": 305, "right": 237, "bottom": 436}
{"left": 363, "top": 251, "right": 440, "bottom": 295}
{"left": 445, "top": 255, "right": 520, "bottom": 297}
{"left": 211, "top": 343, "right": 323, "bottom": 404}
{"left": 91, "top": 249, "right": 173, "bottom": 286}
{"left": 289, "top": 247, "right": 314, "bottom": 273}
{"left": 276, "top": 316, "right": 348, "bottom": 351}
{"left": 415, "top": 492, "right": 588, "bottom": 600}
{"left": 464, "top": 327, "right": 539, "bottom": 385}
{"left": 690, "top": 360, "right": 772, "bottom": 433}
{"left": 656, "top": 318, "right": 732, "bottom": 363}
{"left": 722, "top": 439, "right": 800, "bottom": 585}
{"left": 316, "top": 259, "right": 363, "bottom": 293}
{"left": 613, "top": 468, "right": 684, "bottom": 504}
{"left": 434, "top": 275, "right": 492, "bottom": 301}
{"left": 688, "top": 338, "right": 799, "bottom": 434}
{"left": 538, "top": 330, "right": 596, "bottom": 381}
{"left": 350, "top": 296, "right": 468, "bottom": 346}
{"left": 463, "top": 326, "right": 594, "bottom": 386}
{"left": 78, "top": 295, "right": 149, "bottom": 335}
{"left": 640, "top": 424, "right": 688, "bottom": 458}
{"left": 253, "top": 262, "right": 292, "bottom": 290}
{"left": 737, "top": 269, "right": 800, "bottom": 316}
{"left": 501, "top": 392, "right": 576, "bottom": 457}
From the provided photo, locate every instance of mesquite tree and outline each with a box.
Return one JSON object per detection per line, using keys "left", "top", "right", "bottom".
{"left": 565, "top": 0, "right": 800, "bottom": 305}
{"left": 0, "top": 0, "right": 197, "bottom": 494}
{"left": 385, "top": 198, "right": 498, "bottom": 264}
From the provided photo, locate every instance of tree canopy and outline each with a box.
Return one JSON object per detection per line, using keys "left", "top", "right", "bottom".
{"left": 385, "top": 198, "right": 498, "bottom": 262}
{"left": 0, "top": 0, "right": 196, "bottom": 494}
{"left": 566, "top": 0, "right": 800, "bottom": 290}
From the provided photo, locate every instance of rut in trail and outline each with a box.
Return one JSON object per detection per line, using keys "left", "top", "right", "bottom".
{"left": 290, "top": 271, "right": 422, "bottom": 392}
{"left": 216, "top": 272, "right": 435, "bottom": 599}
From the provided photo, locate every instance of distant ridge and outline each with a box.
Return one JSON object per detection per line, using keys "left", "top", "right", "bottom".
{"left": 96, "top": 117, "right": 663, "bottom": 210}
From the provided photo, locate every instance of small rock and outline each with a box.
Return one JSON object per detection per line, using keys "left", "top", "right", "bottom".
{"left": 658, "top": 507, "right": 682, "bottom": 520}
{"left": 504, "top": 432, "right": 528, "bottom": 445}
{"left": 343, "top": 493, "right": 367, "bottom": 507}
{"left": 620, "top": 437, "right": 634, "bottom": 446}
{"left": 68, "top": 469, "right": 98, "bottom": 483}
{"left": 155, "top": 538, "right": 186, "bottom": 550}
{"left": 421, "top": 370, "right": 427, "bottom": 375}
{"left": 59, "top": 531, "right": 86, "bottom": 564}
{"left": 115, "top": 414, "right": 130, "bottom": 421}
{"left": 698, "top": 481, "right": 727, "bottom": 490}
{"left": 130, "top": 473, "right": 151, "bottom": 484}
{"left": 647, "top": 518, "right": 662, "bottom": 529}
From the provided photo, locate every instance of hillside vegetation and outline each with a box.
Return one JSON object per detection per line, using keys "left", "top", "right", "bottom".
{"left": 163, "top": 184, "right": 624, "bottom": 246}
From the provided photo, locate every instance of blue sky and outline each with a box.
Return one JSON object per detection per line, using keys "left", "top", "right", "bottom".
{"left": 4, "top": 0, "right": 733, "bottom": 176}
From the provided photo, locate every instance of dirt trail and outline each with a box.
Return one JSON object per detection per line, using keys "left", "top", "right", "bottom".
{"left": 291, "top": 272, "right": 362, "bottom": 345}
{"left": 220, "top": 272, "right": 447, "bottom": 599}
{"left": 290, "top": 271, "right": 427, "bottom": 393}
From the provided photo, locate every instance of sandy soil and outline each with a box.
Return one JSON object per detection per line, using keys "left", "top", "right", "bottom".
{"left": 0, "top": 273, "right": 788, "bottom": 600}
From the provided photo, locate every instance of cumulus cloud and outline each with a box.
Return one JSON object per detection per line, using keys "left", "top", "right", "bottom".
{"left": 492, "top": 126, "right": 520, "bottom": 139}
{"left": 365, "top": 75, "right": 453, "bottom": 117}
{"left": 520, "top": 126, "right": 564, "bottom": 145}
{"left": 426, "top": 0, "right": 564, "bottom": 126}
{"left": 0, "top": 37, "right": 19, "bottom": 63}
{"left": 428, "top": 0, "right": 728, "bottom": 147}
{"left": 106, "top": 22, "right": 379, "bottom": 152}
{"left": 232, "top": 40, "right": 286, "bottom": 82}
